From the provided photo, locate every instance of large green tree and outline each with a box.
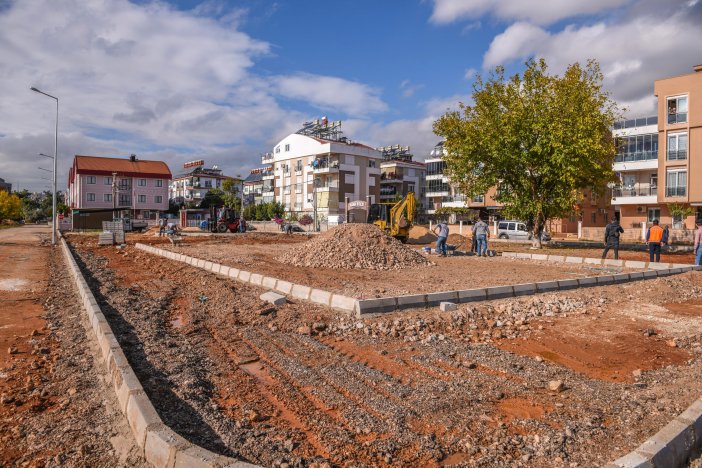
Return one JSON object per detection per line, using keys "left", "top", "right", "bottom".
{"left": 434, "top": 59, "right": 621, "bottom": 247}
{"left": 221, "top": 178, "right": 242, "bottom": 212}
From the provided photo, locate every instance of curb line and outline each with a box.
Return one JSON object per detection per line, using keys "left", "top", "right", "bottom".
{"left": 60, "top": 234, "right": 258, "bottom": 468}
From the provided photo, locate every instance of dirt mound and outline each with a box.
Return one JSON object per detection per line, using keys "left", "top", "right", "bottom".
{"left": 407, "top": 225, "right": 437, "bottom": 244}
{"left": 447, "top": 233, "right": 467, "bottom": 246}
{"left": 277, "top": 224, "right": 431, "bottom": 270}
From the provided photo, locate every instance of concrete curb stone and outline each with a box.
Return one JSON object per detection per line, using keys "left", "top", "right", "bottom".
{"left": 513, "top": 283, "right": 536, "bottom": 296}
{"left": 310, "top": 288, "right": 332, "bottom": 306}
{"left": 458, "top": 288, "right": 487, "bottom": 303}
{"left": 427, "top": 291, "right": 459, "bottom": 307}
{"left": 356, "top": 297, "right": 398, "bottom": 315}
{"left": 330, "top": 294, "right": 357, "bottom": 313}
{"left": 485, "top": 286, "right": 514, "bottom": 300}
{"left": 291, "top": 284, "right": 311, "bottom": 300}
{"left": 396, "top": 294, "right": 428, "bottom": 310}
{"left": 535, "top": 281, "right": 559, "bottom": 293}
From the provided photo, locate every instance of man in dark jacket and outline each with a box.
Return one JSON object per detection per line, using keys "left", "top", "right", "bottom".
{"left": 602, "top": 219, "right": 624, "bottom": 260}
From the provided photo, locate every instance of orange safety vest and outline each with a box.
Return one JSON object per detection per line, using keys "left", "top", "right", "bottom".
{"left": 648, "top": 225, "right": 664, "bottom": 243}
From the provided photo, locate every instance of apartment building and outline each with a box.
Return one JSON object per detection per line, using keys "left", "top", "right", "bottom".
{"left": 170, "top": 160, "right": 237, "bottom": 206}
{"left": 267, "top": 118, "right": 381, "bottom": 225}
{"left": 67, "top": 154, "right": 171, "bottom": 220}
{"left": 243, "top": 167, "right": 274, "bottom": 206}
{"left": 378, "top": 145, "right": 426, "bottom": 212}
{"left": 654, "top": 64, "right": 702, "bottom": 227}
{"left": 0, "top": 177, "right": 11, "bottom": 193}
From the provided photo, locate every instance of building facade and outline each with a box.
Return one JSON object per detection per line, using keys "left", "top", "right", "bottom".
{"left": 266, "top": 119, "right": 382, "bottom": 225}
{"left": 0, "top": 177, "right": 11, "bottom": 193}
{"left": 654, "top": 64, "right": 702, "bottom": 228}
{"left": 378, "top": 145, "right": 426, "bottom": 212}
{"left": 169, "top": 160, "right": 237, "bottom": 206}
{"left": 67, "top": 154, "right": 171, "bottom": 219}
{"left": 243, "top": 167, "right": 274, "bottom": 206}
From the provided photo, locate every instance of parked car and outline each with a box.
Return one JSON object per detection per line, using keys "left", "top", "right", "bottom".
{"left": 497, "top": 220, "right": 550, "bottom": 241}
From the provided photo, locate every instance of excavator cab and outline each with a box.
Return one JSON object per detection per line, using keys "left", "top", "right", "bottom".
{"left": 368, "top": 192, "right": 415, "bottom": 243}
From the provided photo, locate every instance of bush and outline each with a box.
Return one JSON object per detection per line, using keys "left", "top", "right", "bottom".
{"left": 299, "top": 214, "right": 313, "bottom": 226}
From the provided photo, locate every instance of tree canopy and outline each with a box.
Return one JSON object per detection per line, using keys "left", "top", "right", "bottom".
{"left": 433, "top": 59, "right": 621, "bottom": 247}
{"left": 0, "top": 191, "right": 22, "bottom": 222}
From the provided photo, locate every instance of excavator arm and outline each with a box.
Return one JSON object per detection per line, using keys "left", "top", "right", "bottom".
{"left": 389, "top": 192, "right": 415, "bottom": 236}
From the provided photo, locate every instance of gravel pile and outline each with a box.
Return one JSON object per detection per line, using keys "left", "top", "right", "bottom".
{"left": 277, "top": 224, "right": 432, "bottom": 270}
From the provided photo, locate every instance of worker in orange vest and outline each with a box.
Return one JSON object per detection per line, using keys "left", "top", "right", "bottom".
{"left": 645, "top": 219, "right": 665, "bottom": 263}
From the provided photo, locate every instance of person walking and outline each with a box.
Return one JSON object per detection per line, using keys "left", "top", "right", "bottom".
{"left": 602, "top": 218, "right": 624, "bottom": 259}
{"left": 433, "top": 221, "right": 449, "bottom": 257}
{"left": 645, "top": 219, "right": 665, "bottom": 263}
{"left": 472, "top": 217, "right": 490, "bottom": 257}
{"left": 694, "top": 221, "right": 702, "bottom": 266}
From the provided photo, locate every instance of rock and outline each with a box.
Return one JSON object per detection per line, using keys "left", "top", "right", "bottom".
{"left": 68, "top": 388, "right": 77, "bottom": 396}
{"left": 643, "top": 328, "right": 656, "bottom": 337}
{"left": 312, "top": 322, "right": 327, "bottom": 332}
{"left": 246, "top": 409, "right": 264, "bottom": 422}
{"left": 548, "top": 380, "right": 565, "bottom": 392}
{"left": 297, "top": 326, "right": 312, "bottom": 335}
{"left": 534, "top": 356, "right": 544, "bottom": 363}
{"left": 8, "top": 347, "right": 18, "bottom": 355}
{"left": 463, "top": 361, "right": 477, "bottom": 369}
{"left": 666, "top": 339, "right": 678, "bottom": 348}
{"left": 283, "top": 438, "right": 295, "bottom": 452}
{"left": 632, "top": 369, "right": 642, "bottom": 378}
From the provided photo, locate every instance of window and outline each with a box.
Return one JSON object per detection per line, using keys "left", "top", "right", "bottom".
{"left": 648, "top": 208, "right": 660, "bottom": 223}
{"left": 472, "top": 195, "right": 484, "bottom": 203}
{"left": 155, "top": 196, "right": 163, "bottom": 204}
{"left": 498, "top": 222, "right": 508, "bottom": 230}
{"left": 673, "top": 213, "right": 684, "bottom": 229}
{"left": 369, "top": 160, "right": 376, "bottom": 168}
{"left": 666, "top": 169, "right": 687, "bottom": 197}
{"left": 118, "top": 179, "right": 131, "bottom": 190}
{"left": 591, "top": 212, "right": 597, "bottom": 224}
{"left": 119, "top": 194, "right": 131, "bottom": 205}
{"left": 285, "top": 144, "right": 290, "bottom": 152}
{"left": 667, "top": 96, "right": 688, "bottom": 124}
{"left": 138, "top": 178, "right": 146, "bottom": 187}
{"left": 275, "top": 145, "right": 281, "bottom": 153}
{"left": 295, "top": 160, "right": 302, "bottom": 171}
{"left": 86, "top": 176, "right": 96, "bottom": 184}
{"left": 143, "top": 211, "right": 150, "bottom": 219}
{"left": 667, "top": 133, "right": 688, "bottom": 160}
{"left": 104, "top": 176, "right": 112, "bottom": 185}
{"left": 86, "top": 193, "right": 96, "bottom": 201}
{"left": 507, "top": 222, "right": 516, "bottom": 231}
{"left": 104, "top": 194, "right": 112, "bottom": 202}
{"left": 155, "top": 179, "right": 163, "bottom": 187}
{"left": 138, "top": 195, "right": 147, "bottom": 203}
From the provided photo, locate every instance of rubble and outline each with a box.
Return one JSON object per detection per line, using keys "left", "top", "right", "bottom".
{"left": 277, "top": 224, "right": 431, "bottom": 270}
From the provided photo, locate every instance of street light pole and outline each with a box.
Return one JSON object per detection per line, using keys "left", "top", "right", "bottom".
{"left": 31, "top": 87, "right": 58, "bottom": 245}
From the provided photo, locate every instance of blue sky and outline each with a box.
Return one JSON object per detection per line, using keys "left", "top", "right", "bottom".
{"left": 0, "top": 0, "right": 700, "bottom": 191}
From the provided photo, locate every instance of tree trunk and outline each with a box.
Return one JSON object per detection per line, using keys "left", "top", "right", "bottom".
{"left": 530, "top": 214, "right": 545, "bottom": 249}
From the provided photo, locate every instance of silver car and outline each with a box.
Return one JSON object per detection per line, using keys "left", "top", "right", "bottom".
{"left": 497, "top": 220, "right": 551, "bottom": 241}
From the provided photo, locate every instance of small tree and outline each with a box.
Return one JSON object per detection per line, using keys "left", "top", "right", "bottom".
{"left": 667, "top": 203, "right": 694, "bottom": 229}
{"left": 221, "top": 179, "right": 242, "bottom": 212}
{"left": 0, "top": 191, "right": 22, "bottom": 222}
{"left": 299, "top": 214, "right": 313, "bottom": 227}
{"left": 434, "top": 59, "right": 621, "bottom": 248}
{"left": 199, "top": 189, "right": 224, "bottom": 209}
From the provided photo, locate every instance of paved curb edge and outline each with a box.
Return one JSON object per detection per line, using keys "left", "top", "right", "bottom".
{"left": 60, "top": 234, "right": 258, "bottom": 468}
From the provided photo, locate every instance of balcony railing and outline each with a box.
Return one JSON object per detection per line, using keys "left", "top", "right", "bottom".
{"left": 666, "top": 186, "right": 686, "bottom": 197}
{"left": 615, "top": 151, "right": 658, "bottom": 162}
{"left": 261, "top": 153, "right": 274, "bottom": 164}
{"left": 667, "top": 150, "right": 687, "bottom": 161}
{"left": 311, "top": 159, "right": 339, "bottom": 170}
{"left": 667, "top": 113, "right": 687, "bottom": 125}
{"left": 613, "top": 116, "right": 658, "bottom": 129}
{"left": 612, "top": 186, "right": 656, "bottom": 197}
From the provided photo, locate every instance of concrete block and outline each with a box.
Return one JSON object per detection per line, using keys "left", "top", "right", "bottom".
{"left": 219, "top": 266, "right": 230, "bottom": 277}
{"left": 331, "top": 295, "right": 356, "bottom": 312}
{"left": 485, "top": 286, "right": 514, "bottom": 300}
{"left": 228, "top": 268, "right": 240, "bottom": 280}
{"left": 249, "top": 273, "right": 264, "bottom": 286}
{"left": 261, "top": 276, "right": 277, "bottom": 290}
{"left": 669, "top": 267, "right": 684, "bottom": 275}
{"left": 604, "top": 259, "right": 625, "bottom": 267}
{"left": 656, "top": 269, "right": 674, "bottom": 277}
{"left": 458, "top": 288, "right": 487, "bottom": 303}
{"left": 557, "top": 279, "right": 579, "bottom": 290}
{"left": 642, "top": 270, "right": 659, "bottom": 279}
{"left": 535, "top": 281, "right": 559, "bottom": 293}
{"left": 275, "top": 280, "right": 293, "bottom": 295}
{"left": 106, "top": 346, "right": 130, "bottom": 376}
{"left": 694, "top": 265, "right": 702, "bottom": 271}
{"left": 126, "top": 392, "right": 163, "bottom": 447}
{"left": 196, "top": 259, "right": 206, "bottom": 268}
{"left": 639, "top": 418, "right": 696, "bottom": 468}
{"left": 596, "top": 275, "right": 615, "bottom": 285}
{"left": 260, "top": 291, "right": 287, "bottom": 306}
{"left": 584, "top": 257, "right": 603, "bottom": 265}
{"left": 208, "top": 263, "right": 220, "bottom": 273}
{"left": 501, "top": 252, "right": 518, "bottom": 258}
{"left": 547, "top": 255, "right": 565, "bottom": 262}
{"left": 203, "top": 261, "right": 213, "bottom": 271}
{"left": 516, "top": 252, "right": 532, "bottom": 259}
{"left": 144, "top": 425, "right": 191, "bottom": 468}
{"left": 612, "top": 273, "right": 631, "bottom": 283}
{"left": 531, "top": 253, "right": 548, "bottom": 261}
{"left": 396, "top": 294, "right": 427, "bottom": 310}
{"left": 114, "top": 366, "right": 144, "bottom": 414}
{"left": 173, "top": 445, "right": 241, "bottom": 468}
{"left": 671, "top": 263, "right": 691, "bottom": 269}
{"left": 512, "top": 283, "right": 536, "bottom": 297}
{"left": 440, "top": 302, "right": 457, "bottom": 312}
{"left": 625, "top": 260, "right": 647, "bottom": 269}
{"left": 623, "top": 272, "right": 643, "bottom": 282}
{"left": 291, "top": 284, "right": 311, "bottom": 300}
{"left": 355, "top": 297, "right": 398, "bottom": 315}
{"left": 426, "top": 291, "right": 459, "bottom": 306}
{"left": 309, "top": 288, "right": 332, "bottom": 306}
{"left": 611, "top": 451, "right": 654, "bottom": 468}
{"left": 238, "top": 270, "right": 251, "bottom": 282}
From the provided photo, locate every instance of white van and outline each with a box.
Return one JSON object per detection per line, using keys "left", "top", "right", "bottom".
{"left": 497, "top": 220, "right": 530, "bottom": 240}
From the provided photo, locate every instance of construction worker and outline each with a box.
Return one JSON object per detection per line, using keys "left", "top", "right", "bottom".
{"left": 645, "top": 219, "right": 665, "bottom": 263}
{"left": 472, "top": 217, "right": 490, "bottom": 257}
{"left": 433, "top": 221, "right": 449, "bottom": 257}
{"left": 694, "top": 221, "right": 702, "bottom": 266}
{"left": 602, "top": 218, "right": 624, "bottom": 260}
{"left": 158, "top": 217, "right": 166, "bottom": 237}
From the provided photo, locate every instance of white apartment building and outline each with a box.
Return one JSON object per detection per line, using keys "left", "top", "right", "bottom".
{"left": 266, "top": 119, "right": 382, "bottom": 225}
{"left": 169, "top": 160, "right": 238, "bottom": 206}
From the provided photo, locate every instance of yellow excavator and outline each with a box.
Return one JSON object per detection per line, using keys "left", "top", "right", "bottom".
{"left": 367, "top": 192, "right": 416, "bottom": 243}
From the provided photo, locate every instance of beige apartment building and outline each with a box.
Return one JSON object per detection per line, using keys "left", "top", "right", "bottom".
{"left": 264, "top": 119, "right": 382, "bottom": 225}
{"left": 378, "top": 145, "right": 427, "bottom": 212}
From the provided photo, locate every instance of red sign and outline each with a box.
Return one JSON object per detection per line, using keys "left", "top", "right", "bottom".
{"left": 58, "top": 214, "right": 64, "bottom": 220}
{"left": 184, "top": 160, "right": 205, "bottom": 168}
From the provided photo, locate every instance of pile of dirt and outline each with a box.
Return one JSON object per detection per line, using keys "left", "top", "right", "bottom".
{"left": 447, "top": 233, "right": 467, "bottom": 246}
{"left": 407, "top": 225, "right": 437, "bottom": 244}
{"left": 277, "top": 224, "right": 432, "bottom": 270}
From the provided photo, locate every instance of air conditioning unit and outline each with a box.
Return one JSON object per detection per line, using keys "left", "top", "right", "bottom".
{"left": 637, "top": 206, "right": 645, "bottom": 213}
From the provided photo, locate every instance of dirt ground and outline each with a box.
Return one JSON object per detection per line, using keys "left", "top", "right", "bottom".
{"left": 0, "top": 226, "right": 145, "bottom": 466}
{"left": 154, "top": 233, "right": 640, "bottom": 299}
{"left": 65, "top": 231, "right": 702, "bottom": 467}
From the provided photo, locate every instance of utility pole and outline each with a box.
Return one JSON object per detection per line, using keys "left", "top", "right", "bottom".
{"left": 112, "top": 172, "right": 117, "bottom": 220}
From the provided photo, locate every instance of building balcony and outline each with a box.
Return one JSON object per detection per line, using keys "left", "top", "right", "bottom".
{"left": 666, "top": 186, "right": 686, "bottom": 197}
{"left": 380, "top": 175, "right": 403, "bottom": 183}
{"left": 261, "top": 153, "right": 274, "bottom": 164}
{"left": 262, "top": 173, "right": 274, "bottom": 180}
{"left": 312, "top": 160, "right": 340, "bottom": 173}
{"left": 667, "top": 150, "right": 687, "bottom": 161}
{"left": 426, "top": 191, "right": 450, "bottom": 198}
{"left": 316, "top": 181, "right": 339, "bottom": 192}
{"left": 611, "top": 185, "right": 657, "bottom": 205}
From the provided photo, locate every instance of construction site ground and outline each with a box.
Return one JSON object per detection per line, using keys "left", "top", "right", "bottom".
{"left": 151, "top": 234, "right": 648, "bottom": 299}
{"left": 58, "top": 231, "right": 702, "bottom": 467}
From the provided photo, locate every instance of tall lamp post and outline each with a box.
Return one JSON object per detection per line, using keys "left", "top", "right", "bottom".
{"left": 31, "top": 87, "right": 58, "bottom": 246}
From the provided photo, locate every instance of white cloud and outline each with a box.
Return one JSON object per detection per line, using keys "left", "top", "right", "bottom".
{"left": 483, "top": 22, "right": 549, "bottom": 68}
{"left": 400, "top": 79, "right": 423, "bottom": 98}
{"left": 273, "top": 73, "right": 387, "bottom": 115}
{"left": 464, "top": 68, "right": 477, "bottom": 80}
{"left": 430, "top": 0, "right": 630, "bottom": 26}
